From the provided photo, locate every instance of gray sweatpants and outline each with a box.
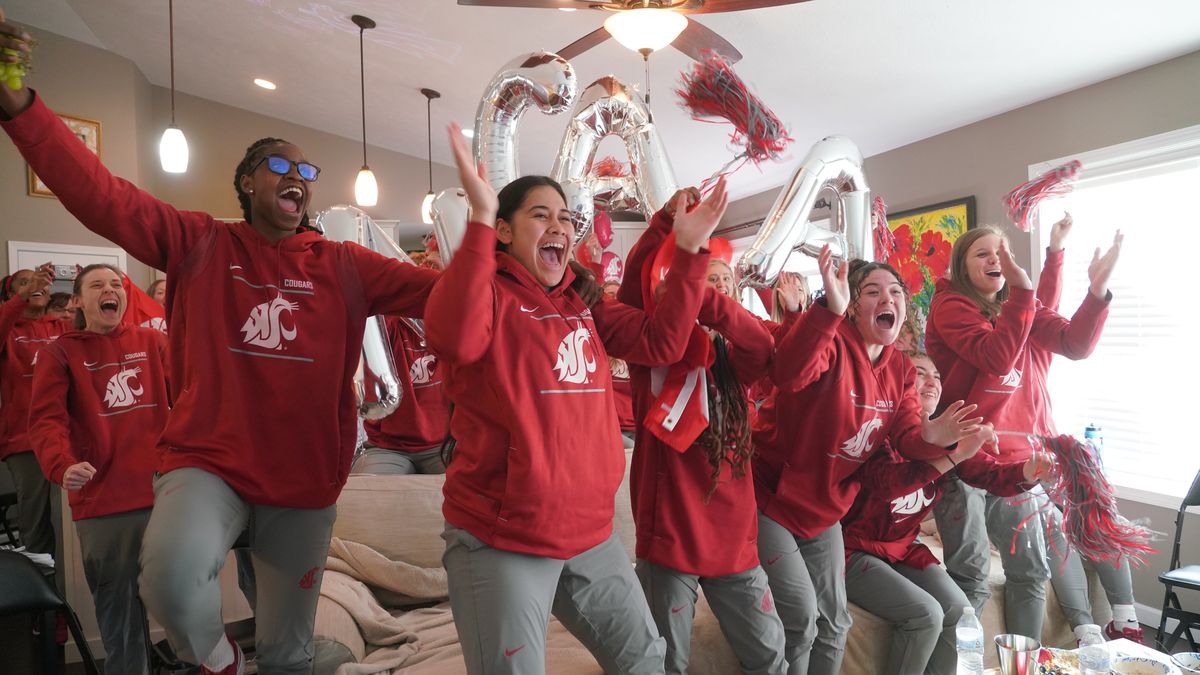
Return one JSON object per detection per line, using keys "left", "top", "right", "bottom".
{"left": 845, "top": 551, "right": 970, "bottom": 675}
{"left": 636, "top": 560, "right": 787, "bottom": 675}
{"left": 933, "top": 479, "right": 1050, "bottom": 640}
{"left": 4, "top": 450, "right": 57, "bottom": 556}
{"left": 442, "top": 524, "right": 666, "bottom": 675}
{"left": 139, "top": 468, "right": 336, "bottom": 674}
{"left": 1045, "top": 506, "right": 1134, "bottom": 628}
{"left": 350, "top": 445, "right": 446, "bottom": 475}
{"left": 757, "top": 514, "right": 851, "bottom": 675}
{"left": 75, "top": 508, "right": 152, "bottom": 675}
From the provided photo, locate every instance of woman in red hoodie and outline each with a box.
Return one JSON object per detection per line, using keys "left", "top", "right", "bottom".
{"left": 619, "top": 202, "right": 786, "bottom": 675}
{"left": 752, "top": 251, "right": 983, "bottom": 675}
{"left": 427, "top": 125, "right": 725, "bottom": 675}
{"left": 29, "top": 263, "right": 169, "bottom": 675}
{"left": 841, "top": 352, "right": 1052, "bottom": 675}
{"left": 1, "top": 263, "right": 68, "bottom": 562}
{"left": 0, "top": 26, "right": 439, "bottom": 674}
{"left": 926, "top": 222, "right": 1120, "bottom": 641}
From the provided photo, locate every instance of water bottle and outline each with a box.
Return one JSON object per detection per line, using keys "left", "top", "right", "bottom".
{"left": 1084, "top": 424, "right": 1104, "bottom": 468}
{"left": 1078, "top": 624, "right": 1111, "bottom": 675}
{"left": 956, "top": 606, "right": 985, "bottom": 675}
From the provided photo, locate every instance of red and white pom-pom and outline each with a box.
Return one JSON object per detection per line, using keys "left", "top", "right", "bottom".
{"left": 1004, "top": 160, "right": 1082, "bottom": 232}
{"left": 1012, "top": 434, "right": 1156, "bottom": 567}
{"left": 872, "top": 196, "right": 897, "bottom": 262}
{"left": 676, "top": 50, "right": 791, "bottom": 185}
{"left": 593, "top": 156, "right": 629, "bottom": 178}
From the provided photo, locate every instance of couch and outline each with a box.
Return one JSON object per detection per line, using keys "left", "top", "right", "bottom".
{"left": 314, "top": 460, "right": 1111, "bottom": 674}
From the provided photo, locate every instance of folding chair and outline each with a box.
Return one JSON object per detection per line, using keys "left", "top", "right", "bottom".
{"left": 1157, "top": 467, "right": 1200, "bottom": 652}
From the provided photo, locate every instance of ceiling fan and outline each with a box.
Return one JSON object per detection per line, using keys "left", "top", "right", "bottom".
{"left": 456, "top": 0, "right": 811, "bottom": 64}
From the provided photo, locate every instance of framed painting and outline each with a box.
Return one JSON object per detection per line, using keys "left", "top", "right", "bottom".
{"left": 884, "top": 196, "right": 976, "bottom": 331}
{"left": 28, "top": 113, "right": 101, "bottom": 198}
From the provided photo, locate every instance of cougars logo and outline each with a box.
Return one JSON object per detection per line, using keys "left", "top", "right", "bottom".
{"left": 1000, "top": 367, "right": 1022, "bottom": 388}
{"left": 553, "top": 326, "right": 597, "bottom": 384}
{"left": 141, "top": 317, "right": 168, "bottom": 334}
{"left": 840, "top": 417, "right": 882, "bottom": 458}
{"left": 410, "top": 354, "right": 437, "bottom": 385}
{"left": 891, "top": 487, "right": 935, "bottom": 518}
{"left": 610, "top": 358, "right": 629, "bottom": 380}
{"left": 240, "top": 296, "right": 299, "bottom": 350}
{"left": 103, "top": 367, "right": 144, "bottom": 409}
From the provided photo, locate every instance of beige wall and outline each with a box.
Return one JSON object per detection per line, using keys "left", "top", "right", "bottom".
{"left": 725, "top": 48, "right": 1200, "bottom": 623}
{"left": 1, "top": 27, "right": 458, "bottom": 287}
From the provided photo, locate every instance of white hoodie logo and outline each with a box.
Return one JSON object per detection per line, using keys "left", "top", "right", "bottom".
{"left": 141, "top": 317, "right": 167, "bottom": 334}
{"left": 240, "top": 297, "right": 299, "bottom": 350}
{"left": 610, "top": 358, "right": 629, "bottom": 380}
{"left": 840, "top": 417, "right": 882, "bottom": 458}
{"left": 891, "top": 487, "right": 935, "bottom": 517}
{"left": 103, "top": 367, "right": 144, "bottom": 409}
{"left": 410, "top": 355, "right": 437, "bottom": 385}
{"left": 554, "top": 326, "right": 597, "bottom": 384}
{"left": 1000, "top": 367, "right": 1022, "bottom": 388}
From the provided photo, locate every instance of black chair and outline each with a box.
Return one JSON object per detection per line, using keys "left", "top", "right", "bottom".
{"left": 0, "top": 550, "right": 101, "bottom": 675}
{"left": 0, "top": 490, "right": 18, "bottom": 546}
{"left": 1157, "top": 467, "right": 1200, "bottom": 652}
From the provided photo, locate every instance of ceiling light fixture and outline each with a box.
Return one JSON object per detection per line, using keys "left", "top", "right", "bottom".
{"left": 253, "top": 78, "right": 276, "bottom": 90}
{"left": 352, "top": 14, "right": 378, "bottom": 207}
{"left": 420, "top": 87, "right": 441, "bottom": 226}
{"left": 158, "top": 0, "right": 188, "bottom": 173}
{"left": 603, "top": 8, "right": 687, "bottom": 54}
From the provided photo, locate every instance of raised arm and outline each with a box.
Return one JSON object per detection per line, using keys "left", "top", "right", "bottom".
{"left": 1028, "top": 231, "right": 1120, "bottom": 360}
{"left": 617, "top": 207, "right": 675, "bottom": 308}
{"left": 346, "top": 244, "right": 440, "bottom": 319}
{"left": 772, "top": 246, "right": 846, "bottom": 391}
{"left": 1037, "top": 214, "right": 1072, "bottom": 311}
{"left": 699, "top": 290, "right": 774, "bottom": 384}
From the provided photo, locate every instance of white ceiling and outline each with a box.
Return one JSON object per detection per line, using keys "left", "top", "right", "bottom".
{"left": 7, "top": 0, "right": 1200, "bottom": 201}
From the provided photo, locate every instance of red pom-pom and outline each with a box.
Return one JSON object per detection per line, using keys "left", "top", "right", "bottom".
{"left": 1003, "top": 160, "right": 1082, "bottom": 232}
{"left": 872, "top": 196, "right": 897, "bottom": 262}
{"left": 708, "top": 237, "right": 733, "bottom": 265}
{"left": 593, "top": 156, "right": 629, "bottom": 178}
{"left": 676, "top": 50, "right": 791, "bottom": 184}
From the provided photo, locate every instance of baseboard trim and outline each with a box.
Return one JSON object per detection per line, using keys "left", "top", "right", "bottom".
{"left": 64, "top": 626, "right": 168, "bottom": 664}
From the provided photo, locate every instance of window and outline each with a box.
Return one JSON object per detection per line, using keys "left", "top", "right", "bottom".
{"left": 1034, "top": 125, "right": 1200, "bottom": 506}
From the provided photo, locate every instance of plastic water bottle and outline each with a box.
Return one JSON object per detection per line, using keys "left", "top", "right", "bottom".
{"left": 1084, "top": 423, "right": 1105, "bottom": 468}
{"left": 1078, "top": 624, "right": 1111, "bottom": 675}
{"left": 956, "top": 606, "right": 985, "bottom": 675}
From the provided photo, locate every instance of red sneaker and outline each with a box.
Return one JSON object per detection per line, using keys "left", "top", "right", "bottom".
{"left": 199, "top": 635, "right": 245, "bottom": 675}
{"left": 1104, "top": 620, "right": 1146, "bottom": 644}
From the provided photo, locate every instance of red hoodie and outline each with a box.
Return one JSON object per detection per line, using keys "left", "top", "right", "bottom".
{"left": 28, "top": 325, "right": 168, "bottom": 520}
{"left": 363, "top": 317, "right": 450, "bottom": 453}
{"left": 841, "top": 445, "right": 1032, "bottom": 569}
{"left": 619, "top": 208, "right": 775, "bottom": 576}
{"left": 752, "top": 303, "right": 950, "bottom": 539}
{"left": 0, "top": 296, "right": 70, "bottom": 459}
{"left": 2, "top": 95, "right": 439, "bottom": 508}
{"left": 926, "top": 250, "right": 1108, "bottom": 460}
{"left": 426, "top": 221, "right": 708, "bottom": 560}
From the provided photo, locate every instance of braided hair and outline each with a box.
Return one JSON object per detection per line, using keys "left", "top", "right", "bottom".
{"left": 233, "top": 137, "right": 311, "bottom": 230}
{"left": 696, "top": 333, "right": 754, "bottom": 499}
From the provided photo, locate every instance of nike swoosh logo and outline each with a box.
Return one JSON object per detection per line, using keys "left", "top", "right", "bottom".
{"left": 504, "top": 645, "right": 525, "bottom": 657}
{"left": 766, "top": 554, "right": 784, "bottom": 566}
{"left": 670, "top": 605, "right": 689, "bottom": 614}
{"left": 84, "top": 361, "right": 98, "bottom": 367}
{"left": 849, "top": 389, "right": 858, "bottom": 398}
{"left": 519, "top": 305, "right": 539, "bottom": 313}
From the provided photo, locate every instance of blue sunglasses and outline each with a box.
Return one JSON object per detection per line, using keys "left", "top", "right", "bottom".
{"left": 252, "top": 154, "right": 321, "bottom": 182}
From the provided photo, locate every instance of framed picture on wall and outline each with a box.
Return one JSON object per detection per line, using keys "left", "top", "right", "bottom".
{"left": 27, "top": 113, "right": 102, "bottom": 198}
{"left": 884, "top": 196, "right": 976, "bottom": 335}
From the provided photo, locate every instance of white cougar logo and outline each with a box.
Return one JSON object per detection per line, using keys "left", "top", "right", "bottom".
{"left": 840, "top": 417, "right": 882, "bottom": 458}
{"left": 103, "top": 367, "right": 144, "bottom": 409}
{"left": 553, "top": 327, "right": 597, "bottom": 384}
{"left": 240, "top": 296, "right": 299, "bottom": 350}
{"left": 610, "top": 358, "right": 629, "bottom": 380}
{"left": 891, "top": 488, "right": 935, "bottom": 517}
{"left": 410, "top": 355, "right": 437, "bottom": 384}
{"left": 1000, "top": 367, "right": 1022, "bottom": 388}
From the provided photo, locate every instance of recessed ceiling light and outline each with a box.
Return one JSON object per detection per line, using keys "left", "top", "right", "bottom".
{"left": 461, "top": 128, "right": 475, "bottom": 138}
{"left": 253, "top": 78, "right": 277, "bottom": 90}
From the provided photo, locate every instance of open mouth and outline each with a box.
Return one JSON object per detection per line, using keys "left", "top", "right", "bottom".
{"left": 875, "top": 311, "right": 896, "bottom": 330}
{"left": 986, "top": 270, "right": 1002, "bottom": 278}
{"left": 99, "top": 299, "right": 120, "bottom": 317}
{"left": 538, "top": 240, "right": 566, "bottom": 270}
{"left": 277, "top": 185, "right": 304, "bottom": 215}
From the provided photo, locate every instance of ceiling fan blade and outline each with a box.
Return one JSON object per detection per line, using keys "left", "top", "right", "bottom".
{"left": 457, "top": 0, "right": 597, "bottom": 8}
{"left": 671, "top": 18, "right": 742, "bottom": 64}
{"left": 679, "top": 0, "right": 812, "bottom": 13}
{"left": 557, "top": 26, "right": 612, "bottom": 60}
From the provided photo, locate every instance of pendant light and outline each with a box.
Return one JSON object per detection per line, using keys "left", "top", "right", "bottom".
{"left": 158, "top": 0, "right": 188, "bottom": 173}
{"left": 420, "top": 88, "right": 440, "bottom": 225}
{"left": 352, "top": 14, "right": 378, "bottom": 207}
